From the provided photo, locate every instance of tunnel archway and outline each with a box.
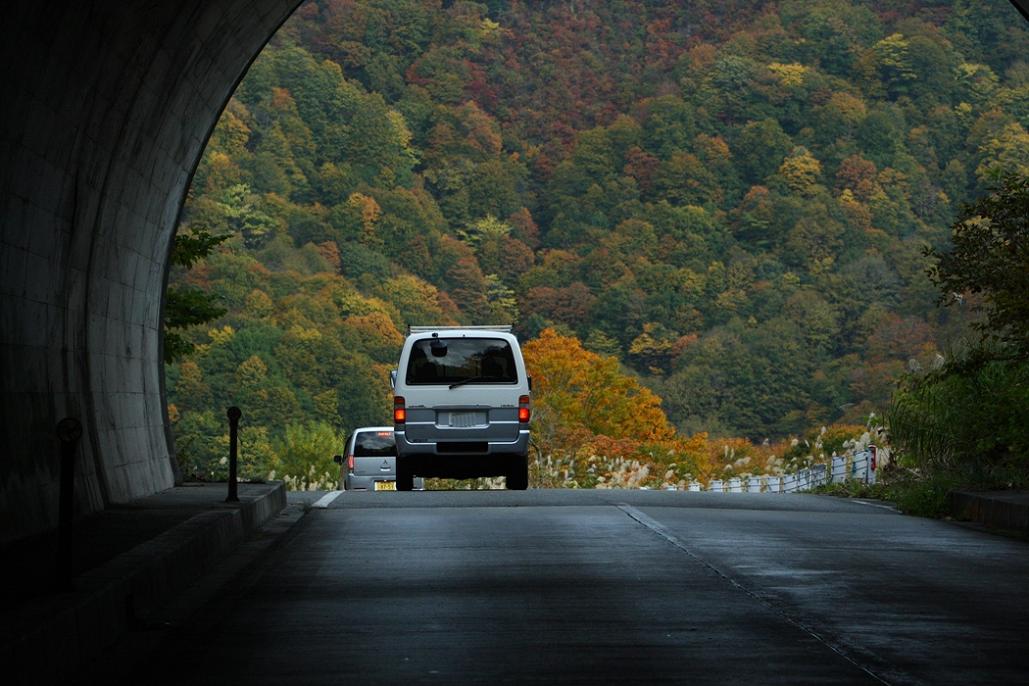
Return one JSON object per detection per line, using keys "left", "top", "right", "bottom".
{"left": 0, "top": 0, "right": 301, "bottom": 543}
{"left": 4, "top": 1, "right": 1029, "bottom": 545}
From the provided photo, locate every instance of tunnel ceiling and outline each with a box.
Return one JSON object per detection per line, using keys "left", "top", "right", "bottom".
{"left": 0, "top": 0, "right": 300, "bottom": 544}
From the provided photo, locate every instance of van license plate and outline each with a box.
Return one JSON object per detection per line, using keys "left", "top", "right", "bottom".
{"left": 450, "top": 411, "right": 487, "bottom": 427}
{"left": 374, "top": 481, "right": 396, "bottom": 491}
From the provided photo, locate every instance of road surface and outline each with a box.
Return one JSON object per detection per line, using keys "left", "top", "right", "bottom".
{"left": 130, "top": 490, "right": 1029, "bottom": 685}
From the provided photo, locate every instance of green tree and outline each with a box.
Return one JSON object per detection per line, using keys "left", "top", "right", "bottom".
{"left": 735, "top": 119, "right": 793, "bottom": 185}
{"left": 927, "top": 174, "right": 1029, "bottom": 358}
{"left": 271, "top": 421, "right": 347, "bottom": 490}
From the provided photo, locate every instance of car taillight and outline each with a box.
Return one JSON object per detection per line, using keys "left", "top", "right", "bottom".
{"left": 518, "top": 395, "right": 531, "bottom": 423}
{"left": 347, "top": 454, "right": 355, "bottom": 471}
{"left": 394, "top": 396, "right": 406, "bottom": 424}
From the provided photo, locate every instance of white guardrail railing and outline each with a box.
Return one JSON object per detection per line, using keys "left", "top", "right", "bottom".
{"left": 686, "top": 448, "right": 879, "bottom": 493}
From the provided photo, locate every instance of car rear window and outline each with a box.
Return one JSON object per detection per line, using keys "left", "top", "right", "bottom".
{"left": 405, "top": 337, "right": 518, "bottom": 385}
{"left": 353, "top": 431, "right": 395, "bottom": 456}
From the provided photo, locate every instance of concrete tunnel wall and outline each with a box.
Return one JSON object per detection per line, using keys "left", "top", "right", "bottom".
{"left": 0, "top": 0, "right": 301, "bottom": 544}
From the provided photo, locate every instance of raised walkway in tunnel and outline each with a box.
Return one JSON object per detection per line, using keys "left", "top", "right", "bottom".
{"left": 1, "top": 481, "right": 286, "bottom": 685}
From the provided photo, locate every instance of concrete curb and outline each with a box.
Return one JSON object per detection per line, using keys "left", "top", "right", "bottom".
{"left": 949, "top": 490, "right": 1029, "bottom": 534}
{"left": 5, "top": 482, "right": 287, "bottom": 685}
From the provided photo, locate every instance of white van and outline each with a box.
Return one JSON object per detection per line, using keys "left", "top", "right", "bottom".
{"left": 391, "top": 326, "right": 531, "bottom": 490}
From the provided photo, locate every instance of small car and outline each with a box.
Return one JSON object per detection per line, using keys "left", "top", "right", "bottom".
{"left": 391, "top": 326, "right": 531, "bottom": 491}
{"left": 334, "top": 427, "right": 423, "bottom": 491}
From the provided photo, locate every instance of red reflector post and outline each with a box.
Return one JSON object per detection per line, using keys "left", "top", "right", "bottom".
{"left": 518, "top": 395, "right": 531, "bottom": 423}
{"left": 393, "top": 396, "right": 406, "bottom": 424}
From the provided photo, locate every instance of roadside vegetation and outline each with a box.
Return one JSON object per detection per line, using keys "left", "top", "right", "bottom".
{"left": 883, "top": 174, "right": 1029, "bottom": 515}
{"left": 812, "top": 176, "right": 1028, "bottom": 516}
{"left": 163, "top": 1, "right": 1029, "bottom": 491}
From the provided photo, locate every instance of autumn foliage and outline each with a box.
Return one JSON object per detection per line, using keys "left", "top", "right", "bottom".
{"left": 165, "top": 0, "right": 1027, "bottom": 488}
{"left": 523, "top": 329, "right": 728, "bottom": 488}
{"left": 523, "top": 328, "right": 674, "bottom": 446}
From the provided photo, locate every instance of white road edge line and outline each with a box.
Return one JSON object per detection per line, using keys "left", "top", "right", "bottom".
{"left": 616, "top": 503, "right": 895, "bottom": 686}
{"left": 851, "top": 498, "right": 901, "bottom": 513}
{"left": 312, "top": 490, "right": 343, "bottom": 509}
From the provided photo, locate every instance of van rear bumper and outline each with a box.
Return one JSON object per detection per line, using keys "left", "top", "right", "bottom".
{"left": 344, "top": 474, "right": 425, "bottom": 491}
{"left": 395, "top": 429, "right": 529, "bottom": 479}
{"left": 396, "top": 429, "right": 529, "bottom": 459}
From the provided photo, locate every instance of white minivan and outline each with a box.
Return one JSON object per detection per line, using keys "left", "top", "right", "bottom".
{"left": 391, "top": 326, "right": 531, "bottom": 490}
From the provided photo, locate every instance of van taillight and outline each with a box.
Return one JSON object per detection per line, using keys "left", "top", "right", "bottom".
{"left": 518, "top": 395, "right": 531, "bottom": 423}
{"left": 347, "top": 454, "right": 355, "bottom": 471}
{"left": 394, "top": 396, "right": 406, "bottom": 424}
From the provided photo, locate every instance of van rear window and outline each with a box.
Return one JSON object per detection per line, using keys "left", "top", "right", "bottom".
{"left": 406, "top": 338, "right": 517, "bottom": 385}
{"left": 354, "top": 431, "right": 395, "bottom": 457}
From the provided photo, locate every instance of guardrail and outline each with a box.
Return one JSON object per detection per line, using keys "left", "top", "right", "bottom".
{"left": 686, "top": 449, "right": 879, "bottom": 493}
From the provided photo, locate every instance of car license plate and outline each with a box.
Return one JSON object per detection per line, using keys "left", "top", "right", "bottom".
{"left": 374, "top": 481, "right": 396, "bottom": 491}
{"left": 450, "top": 411, "right": 487, "bottom": 427}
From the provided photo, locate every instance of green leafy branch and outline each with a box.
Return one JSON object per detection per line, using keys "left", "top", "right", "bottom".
{"left": 164, "top": 228, "right": 230, "bottom": 363}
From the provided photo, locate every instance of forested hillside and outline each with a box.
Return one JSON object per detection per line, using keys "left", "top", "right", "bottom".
{"left": 166, "top": 0, "right": 1029, "bottom": 485}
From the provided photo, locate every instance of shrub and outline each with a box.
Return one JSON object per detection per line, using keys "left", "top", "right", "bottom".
{"left": 887, "top": 352, "right": 1029, "bottom": 488}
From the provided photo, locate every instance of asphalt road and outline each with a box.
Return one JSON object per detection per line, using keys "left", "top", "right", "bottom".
{"left": 135, "top": 490, "right": 1029, "bottom": 685}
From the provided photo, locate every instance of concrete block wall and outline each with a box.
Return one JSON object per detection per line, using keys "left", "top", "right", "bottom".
{"left": 0, "top": 0, "right": 300, "bottom": 544}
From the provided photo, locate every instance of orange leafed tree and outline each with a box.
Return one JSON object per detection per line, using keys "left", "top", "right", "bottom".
{"left": 523, "top": 329, "right": 722, "bottom": 487}
{"left": 523, "top": 329, "right": 675, "bottom": 449}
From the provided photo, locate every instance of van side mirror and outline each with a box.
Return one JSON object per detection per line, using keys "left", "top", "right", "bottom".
{"left": 528, "top": 375, "right": 532, "bottom": 391}
{"left": 390, "top": 370, "right": 397, "bottom": 389}
{"left": 333, "top": 455, "right": 343, "bottom": 465}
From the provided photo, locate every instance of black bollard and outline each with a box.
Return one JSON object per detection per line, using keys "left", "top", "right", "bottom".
{"left": 226, "top": 406, "right": 242, "bottom": 502}
{"left": 55, "top": 417, "right": 83, "bottom": 590}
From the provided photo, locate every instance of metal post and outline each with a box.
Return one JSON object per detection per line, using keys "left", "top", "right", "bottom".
{"left": 226, "top": 406, "right": 242, "bottom": 503}
{"left": 55, "top": 417, "right": 82, "bottom": 590}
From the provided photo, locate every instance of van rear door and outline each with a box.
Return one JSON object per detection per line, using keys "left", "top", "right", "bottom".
{"left": 402, "top": 337, "right": 522, "bottom": 443}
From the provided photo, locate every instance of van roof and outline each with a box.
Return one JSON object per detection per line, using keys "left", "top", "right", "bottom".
{"left": 352, "top": 426, "right": 394, "bottom": 434}
{"left": 408, "top": 325, "right": 512, "bottom": 334}
{"left": 405, "top": 329, "right": 518, "bottom": 342}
